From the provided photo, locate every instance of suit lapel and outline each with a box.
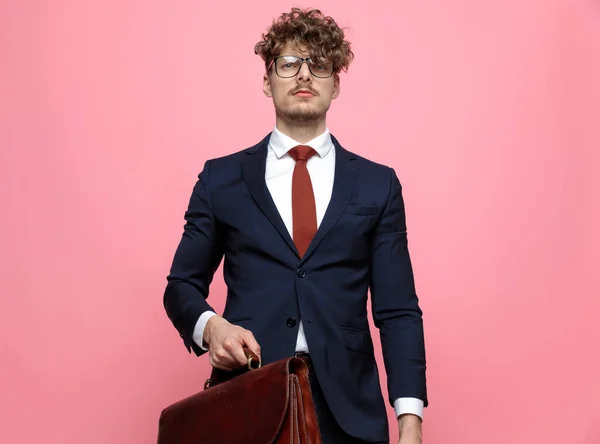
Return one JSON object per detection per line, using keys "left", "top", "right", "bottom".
{"left": 301, "top": 136, "right": 359, "bottom": 262}
{"left": 241, "top": 135, "right": 300, "bottom": 258}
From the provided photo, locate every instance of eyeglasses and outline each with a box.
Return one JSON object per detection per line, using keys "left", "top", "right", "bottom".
{"left": 268, "top": 55, "right": 334, "bottom": 79}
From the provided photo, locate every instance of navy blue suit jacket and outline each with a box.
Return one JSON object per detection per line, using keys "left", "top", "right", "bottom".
{"left": 164, "top": 133, "right": 428, "bottom": 442}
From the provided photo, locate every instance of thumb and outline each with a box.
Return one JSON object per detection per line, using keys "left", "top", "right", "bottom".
{"left": 241, "top": 330, "right": 261, "bottom": 359}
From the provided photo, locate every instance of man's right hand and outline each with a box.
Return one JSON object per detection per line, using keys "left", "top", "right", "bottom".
{"left": 203, "top": 315, "right": 261, "bottom": 371}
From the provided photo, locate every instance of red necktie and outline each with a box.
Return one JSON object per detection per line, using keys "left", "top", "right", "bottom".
{"left": 289, "top": 145, "right": 317, "bottom": 257}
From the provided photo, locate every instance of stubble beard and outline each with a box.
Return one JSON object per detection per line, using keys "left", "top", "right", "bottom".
{"left": 275, "top": 100, "right": 330, "bottom": 125}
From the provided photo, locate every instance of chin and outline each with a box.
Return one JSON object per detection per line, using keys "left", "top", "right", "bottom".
{"left": 279, "top": 108, "right": 323, "bottom": 123}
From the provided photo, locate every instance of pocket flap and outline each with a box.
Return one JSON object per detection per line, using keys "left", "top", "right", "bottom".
{"left": 345, "top": 205, "right": 379, "bottom": 216}
{"left": 340, "top": 327, "right": 374, "bottom": 354}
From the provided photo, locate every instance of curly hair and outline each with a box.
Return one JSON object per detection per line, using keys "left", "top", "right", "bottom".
{"left": 254, "top": 8, "right": 354, "bottom": 75}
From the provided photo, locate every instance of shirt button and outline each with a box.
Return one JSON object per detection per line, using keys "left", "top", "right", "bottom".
{"left": 286, "top": 317, "right": 297, "bottom": 327}
{"left": 296, "top": 268, "right": 306, "bottom": 278}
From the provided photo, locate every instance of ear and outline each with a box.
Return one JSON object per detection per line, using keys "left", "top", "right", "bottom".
{"left": 263, "top": 73, "right": 273, "bottom": 98}
{"left": 332, "top": 74, "right": 340, "bottom": 99}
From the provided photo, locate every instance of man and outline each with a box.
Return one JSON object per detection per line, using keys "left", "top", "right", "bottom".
{"left": 164, "top": 8, "right": 428, "bottom": 444}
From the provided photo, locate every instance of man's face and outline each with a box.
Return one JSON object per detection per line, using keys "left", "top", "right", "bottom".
{"left": 263, "top": 42, "right": 340, "bottom": 124}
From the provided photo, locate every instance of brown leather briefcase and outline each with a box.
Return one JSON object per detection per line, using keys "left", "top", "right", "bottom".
{"left": 157, "top": 348, "right": 322, "bottom": 444}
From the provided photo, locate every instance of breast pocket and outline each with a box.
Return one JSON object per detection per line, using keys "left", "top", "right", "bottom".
{"left": 344, "top": 204, "right": 379, "bottom": 216}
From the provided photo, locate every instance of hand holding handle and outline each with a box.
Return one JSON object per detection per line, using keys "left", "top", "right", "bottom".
{"left": 242, "top": 346, "right": 261, "bottom": 370}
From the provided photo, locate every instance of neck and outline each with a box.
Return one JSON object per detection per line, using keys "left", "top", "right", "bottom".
{"left": 275, "top": 118, "right": 327, "bottom": 144}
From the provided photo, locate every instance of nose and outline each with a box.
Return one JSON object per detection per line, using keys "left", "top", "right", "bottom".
{"left": 296, "top": 61, "right": 312, "bottom": 82}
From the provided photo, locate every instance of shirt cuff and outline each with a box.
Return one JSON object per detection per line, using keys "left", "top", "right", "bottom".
{"left": 192, "top": 311, "right": 217, "bottom": 351}
{"left": 393, "top": 397, "right": 424, "bottom": 421}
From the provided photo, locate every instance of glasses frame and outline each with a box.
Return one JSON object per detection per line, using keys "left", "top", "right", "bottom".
{"left": 268, "top": 55, "right": 335, "bottom": 79}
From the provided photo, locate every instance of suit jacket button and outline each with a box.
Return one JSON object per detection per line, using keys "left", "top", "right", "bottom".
{"left": 296, "top": 268, "right": 306, "bottom": 278}
{"left": 286, "top": 317, "right": 297, "bottom": 327}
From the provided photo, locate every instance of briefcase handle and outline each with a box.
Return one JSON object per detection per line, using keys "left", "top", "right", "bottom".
{"left": 203, "top": 347, "right": 261, "bottom": 390}
{"left": 243, "top": 346, "right": 262, "bottom": 370}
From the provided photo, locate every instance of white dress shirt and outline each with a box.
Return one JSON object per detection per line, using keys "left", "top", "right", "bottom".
{"left": 192, "top": 126, "right": 424, "bottom": 420}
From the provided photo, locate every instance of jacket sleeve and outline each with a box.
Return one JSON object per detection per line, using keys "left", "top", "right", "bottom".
{"left": 369, "top": 167, "right": 428, "bottom": 407}
{"left": 163, "top": 160, "right": 224, "bottom": 356}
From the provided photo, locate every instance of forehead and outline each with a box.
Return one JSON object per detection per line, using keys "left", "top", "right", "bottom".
{"left": 279, "top": 41, "right": 309, "bottom": 56}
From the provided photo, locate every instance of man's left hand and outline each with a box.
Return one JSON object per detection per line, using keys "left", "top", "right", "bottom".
{"left": 398, "top": 414, "right": 422, "bottom": 444}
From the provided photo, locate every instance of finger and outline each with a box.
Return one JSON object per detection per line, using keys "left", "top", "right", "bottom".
{"left": 241, "top": 329, "right": 261, "bottom": 358}
{"left": 221, "top": 338, "right": 247, "bottom": 368}
{"left": 212, "top": 347, "right": 238, "bottom": 370}
{"left": 227, "top": 339, "right": 250, "bottom": 368}
{"left": 210, "top": 360, "right": 233, "bottom": 372}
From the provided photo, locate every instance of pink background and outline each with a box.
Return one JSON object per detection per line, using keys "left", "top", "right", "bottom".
{"left": 1, "top": 1, "right": 599, "bottom": 443}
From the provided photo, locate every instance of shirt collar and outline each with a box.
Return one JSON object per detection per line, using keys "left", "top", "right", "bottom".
{"left": 268, "top": 126, "right": 333, "bottom": 159}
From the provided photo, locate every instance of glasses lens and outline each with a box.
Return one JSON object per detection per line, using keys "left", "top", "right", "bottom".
{"left": 308, "top": 60, "right": 333, "bottom": 78}
{"left": 274, "top": 56, "right": 334, "bottom": 78}
{"left": 276, "top": 56, "right": 302, "bottom": 78}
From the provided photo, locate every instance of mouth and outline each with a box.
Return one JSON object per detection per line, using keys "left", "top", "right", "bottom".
{"left": 293, "top": 89, "right": 315, "bottom": 97}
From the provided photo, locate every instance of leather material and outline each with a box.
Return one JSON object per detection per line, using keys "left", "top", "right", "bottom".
{"left": 157, "top": 354, "right": 322, "bottom": 444}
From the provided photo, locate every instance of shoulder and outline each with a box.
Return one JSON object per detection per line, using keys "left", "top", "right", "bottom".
{"left": 208, "top": 133, "right": 270, "bottom": 167}
{"left": 351, "top": 151, "right": 392, "bottom": 172}
{"left": 332, "top": 136, "right": 402, "bottom": 199}
{"left": 332, "top": 135, "right": 395, "bottom": 176}
{"left": 197, "top": 133, "right": 270, "bottom": 180}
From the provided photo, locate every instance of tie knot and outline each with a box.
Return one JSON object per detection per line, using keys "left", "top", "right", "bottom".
{"left": 289, "top": 145, "right": 317, "bottom": 163}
